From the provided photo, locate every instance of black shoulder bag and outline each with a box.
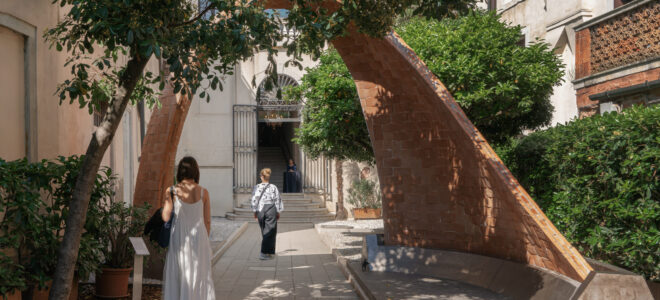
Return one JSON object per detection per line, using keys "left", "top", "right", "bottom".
{"left": 144, "top": 185, "right": 176, "bottom": 247}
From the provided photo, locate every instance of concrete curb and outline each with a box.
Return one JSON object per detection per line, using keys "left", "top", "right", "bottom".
{"left": 335, "top": 250, "right": 373, "bottom": 300}
{"left": 314, "top": 224, "right": 371, "bottom": 300}
{"left": 212, "top": 221, "right": 248, "bottom": 265}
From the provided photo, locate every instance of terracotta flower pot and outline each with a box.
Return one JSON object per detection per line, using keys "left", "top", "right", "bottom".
{"left": 352, "top": 208, "right": 382, "bottom": 219}
{"left": 95, "top": 267, "right": 132, "bottom": 299}
{"left": 1, "top": 289, "right": 21, "bottom": 300}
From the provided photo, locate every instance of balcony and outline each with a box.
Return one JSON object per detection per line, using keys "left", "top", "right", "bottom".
{"left": 573, "top": 0, "right": 660, "bottom": 116}
{"left": 574, "top": 0, "right": 660, "bottom": 81}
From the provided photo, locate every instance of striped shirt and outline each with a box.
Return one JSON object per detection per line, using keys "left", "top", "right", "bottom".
{"left": 251, "top": 183, "right": 284, "bottom": 213}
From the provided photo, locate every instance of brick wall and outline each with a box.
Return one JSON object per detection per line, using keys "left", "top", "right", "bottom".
{"left": 133, "top": 85, "right": 191, "bottom": 212}
{"left": 134, "top": 1, "right": 593, "bottom": 282}
{"left": 576, "top": 68, "right": 660, "bottom": 116}
{"left": 331, "top": 31, "right": 591, "bottom": 282}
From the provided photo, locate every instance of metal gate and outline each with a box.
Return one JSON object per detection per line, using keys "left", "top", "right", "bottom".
{"left": 233, "top": 105, "right": 258, "bottom": 194}
{"left": 302, "top": 152, "right": 332, "bottom": 195}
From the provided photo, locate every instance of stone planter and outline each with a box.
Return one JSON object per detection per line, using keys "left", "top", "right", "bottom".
{"left": 1, "top": 289, "right": 21, "bottom": 300}
{"left": 352, "top": 208, "right": 381, "bottom": 220}
{"left": 95, "top": 267, "right": 132, "bottom": 298}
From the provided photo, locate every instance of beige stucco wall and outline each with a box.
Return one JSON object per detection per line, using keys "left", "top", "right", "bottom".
{"left": 0, "top": 25, "right": 26, "bottom": 161}
{"left": 329, "top": 160, "right": 380, "bottom": 219}
{"left": 1, "top": 1, "right": 158, "bottom": 204}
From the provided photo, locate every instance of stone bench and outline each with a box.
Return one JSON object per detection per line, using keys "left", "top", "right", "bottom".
{"left": 363, "top": 234, "right": 653, "bottom": 300}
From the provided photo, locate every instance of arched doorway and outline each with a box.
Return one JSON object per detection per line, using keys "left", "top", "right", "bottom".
{"left": 232, "top": 73, "right": 330, "bottom": 200}
{"left": 256, "top": 74, "right": 301, "bottom": 193}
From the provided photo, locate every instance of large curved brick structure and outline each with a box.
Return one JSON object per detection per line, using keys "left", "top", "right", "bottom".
{"left": 330, "top": 31, "right": 592, "bottom": 281}
{"left": 134, "top": 4, "right": 593, "bottom": 282}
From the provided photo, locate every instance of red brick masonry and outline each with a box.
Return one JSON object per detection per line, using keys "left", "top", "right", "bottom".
{"left": 134, "top": 3, "right": 593, "bottom": 282}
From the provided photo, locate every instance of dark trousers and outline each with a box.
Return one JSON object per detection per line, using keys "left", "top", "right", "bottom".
{"left": 258, "top": 204, "right": 278, "bottom": 254}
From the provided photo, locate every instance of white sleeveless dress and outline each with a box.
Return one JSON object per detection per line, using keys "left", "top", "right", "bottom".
{"left": 163, "top": 192, "right": 215, "bottom": 300}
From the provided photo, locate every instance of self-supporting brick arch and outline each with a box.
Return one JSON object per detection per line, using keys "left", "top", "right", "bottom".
{"left": 134, "top": 2, "right": 593, "bottom": 282}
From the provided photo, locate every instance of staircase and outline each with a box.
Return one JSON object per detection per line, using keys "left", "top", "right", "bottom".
{"left": 226, "top": 193, "right": 335, "bottom": 222}
{"left": 257, "top": 147, "right": 287, "bottom": 191}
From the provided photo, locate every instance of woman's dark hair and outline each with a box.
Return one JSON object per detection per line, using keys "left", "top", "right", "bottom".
{"left": 177, "top": 156, "right": 200, "bottom": 183}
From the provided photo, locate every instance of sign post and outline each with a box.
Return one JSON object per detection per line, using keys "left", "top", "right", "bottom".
{"left": 129, "top": 237, "right": 150, "bottom": 300}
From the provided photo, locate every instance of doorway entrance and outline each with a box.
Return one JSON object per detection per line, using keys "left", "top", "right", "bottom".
{"left": 257, "top": 121, "right": 300, "bottom": 192}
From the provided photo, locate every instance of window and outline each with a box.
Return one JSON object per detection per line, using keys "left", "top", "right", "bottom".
{"left": 614, "top": 0, "right": 635, "bottom": 9}
{"left": 93, "top": 102, "right": 108, "bottom": 127}
{"left": 488, "top": 0, "right": 497, "bottom": 11}
{"left": 198, "top": 0, "right": 217, "bottom": 20}
{"left": 517, "top": 27, "right": 529, "bottom": 47}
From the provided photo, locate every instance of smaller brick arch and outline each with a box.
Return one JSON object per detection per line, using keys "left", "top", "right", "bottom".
{"left": 134, "top": 5, "right": 593, "bottom": 282}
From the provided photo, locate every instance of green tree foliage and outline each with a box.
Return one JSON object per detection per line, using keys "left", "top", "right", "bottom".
{"left": 497, "top": 105, "right": 660, "bottom": 280}
{"left": 287, "top": 49, "right": 373, "bottom": 162}
{"left": 290, "top": 11, "right": 565, "bottom": 162}
{"left": 0, "top": 156, "right": 114, "bottom": 292}
{"left": 398, "top": 12, "right": 564, "bottom": 143}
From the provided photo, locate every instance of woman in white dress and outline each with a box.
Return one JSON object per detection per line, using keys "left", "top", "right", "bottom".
{"left": 162, "top": 156, "right": 215, "bottom": 299}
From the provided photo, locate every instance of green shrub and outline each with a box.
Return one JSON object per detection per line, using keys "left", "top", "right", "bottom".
{"left": 347, "top": 179, "right": 382, "bottom": 209}
{"left": 497, "top": 105, "right": 660, "bottom": 280}
{"left": 100, "top": 201, "right": 150, "bottom": 268}
{"left": 0, "top": 156, "right": 113, "bottom": 289}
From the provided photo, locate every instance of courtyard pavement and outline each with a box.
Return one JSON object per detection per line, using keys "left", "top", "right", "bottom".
{"left": 212, "top": 223, "right": 359, "bottom": 300}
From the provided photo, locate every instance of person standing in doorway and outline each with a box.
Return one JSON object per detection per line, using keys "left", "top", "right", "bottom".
{"left": 162, "top": 156, "right": 215, "bottom": 299}
{"left": 252, "top": 168, "right": 284, "bottom": 260}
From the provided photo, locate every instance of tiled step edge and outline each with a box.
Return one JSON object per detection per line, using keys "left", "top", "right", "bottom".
{"left": 314, "top": 224, "right": 371, "bottom": 300}
{"left": 211, "top": 221, "right": 249, "bottom": 265}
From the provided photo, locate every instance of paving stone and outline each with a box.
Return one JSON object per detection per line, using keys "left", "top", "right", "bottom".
{"left": 213, "top": 223, "right": 358, "bottom": 299}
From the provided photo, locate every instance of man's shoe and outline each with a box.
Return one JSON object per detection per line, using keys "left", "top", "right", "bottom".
{"left": 267, "top": 254, "right": 275, "bottom": 259}
{"left": 259, "top": 253, "right": 269, "bottom": 260}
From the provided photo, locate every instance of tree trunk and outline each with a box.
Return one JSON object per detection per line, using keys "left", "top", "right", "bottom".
{"left": 49, "top": 55, "right": 150, "bottom": 300}
{"left": 335, "top": 160, "right": 348, "bottom": 220}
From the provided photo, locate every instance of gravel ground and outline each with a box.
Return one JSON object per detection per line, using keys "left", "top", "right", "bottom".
{"left": 316, "top": 219, "right": 383, "bottom": 230}
{"left": 210, "top": 216, "right": 244, "bottom": 242}
{"left": 315, "top": 219, "right": 384, "bottom": 262}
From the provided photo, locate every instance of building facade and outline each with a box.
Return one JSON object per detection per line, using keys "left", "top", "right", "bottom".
{"left": 495, "top": 0, "right": 614, "bottom": 125}
{"left": 175, "top": 48, "right": 335, "bottom": 217}
{"left": 574, "top": 0, "right": 660, "bottom": 115}
{"left": 495, "top": 0, "right": 658, "bottom": 122}
{"left": 0, "top": 1, "right": 156, "bottom": 205}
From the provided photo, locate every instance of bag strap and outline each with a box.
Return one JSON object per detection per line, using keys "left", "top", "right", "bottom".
{"left": 256, "top": 183, "right": 271, "bottom": 209}
{"left": 170, "top": 185, "right": 175, "bottom": 204}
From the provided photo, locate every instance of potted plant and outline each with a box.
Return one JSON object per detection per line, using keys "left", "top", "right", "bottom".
{"left": 0, "top": 254, "right": 26, "bottom": 300}
{"left": 95, "top": 200, "right": 150, "bottom": 298}
{"left": 0, "top": 158, "right": 60, "bottom": 300}
{"left": 0, "top": 157, "right": 108, "bottom": 300}
{"left": 347, "top": 179, "right": 382, "bottom": 219}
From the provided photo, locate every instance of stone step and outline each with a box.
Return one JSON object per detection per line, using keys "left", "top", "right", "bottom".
{"left": 238, "top": 198, "right": 319, "bottom": 206}
{"left": 281, "top": 193, "right": 307, "bottom": 198}
{"left": 229, "top": 211, "right": 333, "bottom": 219}
{"left": 238, "top": 202, "right": 321, "bottom": 209}
{"left": 232, "top": 207, "right": 328, "bottom": 214}
{"left": 225, "top": 213, "right": 335, "bottom": 223}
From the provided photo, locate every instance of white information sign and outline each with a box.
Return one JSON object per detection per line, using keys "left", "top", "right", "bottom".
{"left": 129, "top": 237, "right": 150, "bottom": 256}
